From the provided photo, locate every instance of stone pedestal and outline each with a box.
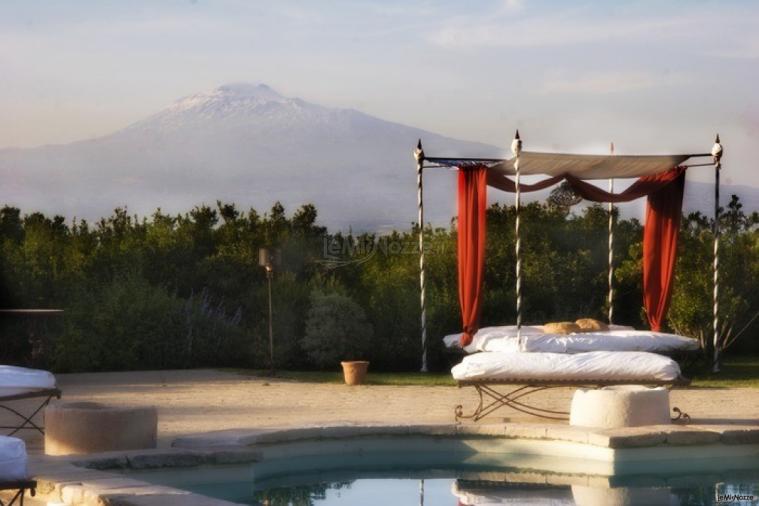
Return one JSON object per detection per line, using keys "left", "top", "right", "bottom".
{"left": 569, "top": 386, "right": 670, "bottom": 429}
{"left": 45, "top": 402, "right": 157, "bottom": 456}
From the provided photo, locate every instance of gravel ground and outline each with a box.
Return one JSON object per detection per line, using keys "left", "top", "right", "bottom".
{"left": 4, "top": 368, "right": 758, "bottom": 453}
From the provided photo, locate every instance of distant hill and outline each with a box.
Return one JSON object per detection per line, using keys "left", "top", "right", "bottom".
{"left": 0, "top": 83, "right": 499, "bottom": 230}
{"left": 683, "top": 180, "right": 759, "bottom": 217}
{"left": 0, "top": 83, "right": 755, "bottom": 230}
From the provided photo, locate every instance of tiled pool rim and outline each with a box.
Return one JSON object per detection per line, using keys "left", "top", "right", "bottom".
{"left": 23, "top": 421, "right": 759, "bottom": 506}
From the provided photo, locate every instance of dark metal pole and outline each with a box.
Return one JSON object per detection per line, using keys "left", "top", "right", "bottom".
{"left": 512, "top": 130, "right": 523, "bottom": 345}
{"left": 267, "top": 269, "right": 274, "bottom": 375}
{"left": 415, "top": 140, "right": 428, "bottom": 373}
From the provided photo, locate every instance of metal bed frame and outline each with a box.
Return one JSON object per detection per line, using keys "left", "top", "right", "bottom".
{"left": 454, "top": 377, "right": 691, "bottom": 423}
{"left": 0, "top": 480, "right": 36, "bottom": 506}
{"left": 0, "top": 388, "right": 61, "bottom": 436}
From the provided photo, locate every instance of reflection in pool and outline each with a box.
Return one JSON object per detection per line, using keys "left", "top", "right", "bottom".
{"left": 129, "top": 461, "right": 759, "bottom": 506}
{"left": 123, "top": 433, "right": 759, "bottom": 505}
{"left": 231, "top": 476, "right": 758, "bottom": 506}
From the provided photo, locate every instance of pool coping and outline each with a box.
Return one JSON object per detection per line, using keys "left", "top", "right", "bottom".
{"left": 23, "top": 421, "right": 759, "bottom": 505}
{"left": 171, "top": 420, "right": 759, "bottom": 449}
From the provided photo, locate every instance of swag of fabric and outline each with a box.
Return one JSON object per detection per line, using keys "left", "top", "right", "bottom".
{"left": 458, "top": 165, "right": 686, "bottom": 342}
{"left": 457, "top": 166, "right": 488, "bottom": 346}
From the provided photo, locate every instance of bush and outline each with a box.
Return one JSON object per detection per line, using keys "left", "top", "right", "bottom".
{"left": 302, "top": 291, "right": 374, "bottom": 369}
{"left": 54, "top": 274, "right": 183, "bottom": 371}
{"left": 53, "top": 275, "right": 250, "bottom": 372}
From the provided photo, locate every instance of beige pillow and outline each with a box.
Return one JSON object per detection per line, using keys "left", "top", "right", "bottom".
{"left": 575, "top": 318, "right": 609, "bottom": 332}
{"left": 543, "top": 321, "right": 581, "bottom": 334}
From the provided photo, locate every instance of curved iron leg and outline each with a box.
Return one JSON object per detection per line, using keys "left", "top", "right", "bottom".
{"left": 456, "top": 384, "right": 575, "bottom": 422}
{"left": 672, "top": 407, "right": 691, "bottom": 423}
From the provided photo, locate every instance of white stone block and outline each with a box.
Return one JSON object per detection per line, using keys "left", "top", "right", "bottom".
{"left": 569, "top": 386, "right": 670, "bottom": 429}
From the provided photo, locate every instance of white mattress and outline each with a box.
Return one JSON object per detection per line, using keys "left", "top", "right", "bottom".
{"left": 0, "top": 365, "right": 56, "bottom": 398}
{"left": 443, "top": 325, "right": 697, "bottom": 355}
{"left": 451, "top": 351, "right": 682, "bottom": 382}
{"left": 0, "top": 436, "right": 28, "bottom": 481}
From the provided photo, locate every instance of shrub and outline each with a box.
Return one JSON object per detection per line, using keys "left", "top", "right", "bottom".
{"left": 54, "top": 274, "right": 183, "bottom": 371}
{"left": 302, "top": 291, "right": 373, "bottom": 369}
{"left": 53, "top": 275, "right": 250, "bottom": 372}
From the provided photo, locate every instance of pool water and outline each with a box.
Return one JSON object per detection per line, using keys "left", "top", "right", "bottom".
{"left": 127, "top": 456, "right": 759, "bottom": 506}
{"left": 193, "top": 476, "right": 759, "bottom": 506}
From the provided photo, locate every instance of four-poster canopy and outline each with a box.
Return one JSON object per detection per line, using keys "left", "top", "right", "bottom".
{"left": 414, "top": 132, "right": 724, "bottom": 373}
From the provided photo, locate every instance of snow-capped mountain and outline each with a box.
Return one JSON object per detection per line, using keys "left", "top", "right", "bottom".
{"left": 0, "top": 83, "right": 756, "bottom": 230}
{"left": 0, "top": 83, "right": 501, "bottom": 230}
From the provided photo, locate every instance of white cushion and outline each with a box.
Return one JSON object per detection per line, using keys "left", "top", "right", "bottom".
{"left": 444, "top": 327, "right": 697, "bottom": 355}
{"left": 451, "top": 351, "right": 681, "bottom": 382}
{"left": 0, "top": 436, "right": 28, "bottom": 481}
{"left": 0, "top": 365, "right": 56, "bottom": 398}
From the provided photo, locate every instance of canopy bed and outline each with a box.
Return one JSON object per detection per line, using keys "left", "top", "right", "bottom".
{"left": 412, "top": 131, "right": 723, "bottom": 421}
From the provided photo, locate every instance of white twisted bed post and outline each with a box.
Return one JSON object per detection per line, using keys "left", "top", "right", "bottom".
{"left": 511, "top": 131, "right": 523, "bottom": 347}
{"left": 608, "top": 142, "right": 615, "bottom": 324}
{"left": 711, "top": 134, "right": 723, "bottom": 373}
{"left": 414, "top": 140, "right": 428, "bottom": 373}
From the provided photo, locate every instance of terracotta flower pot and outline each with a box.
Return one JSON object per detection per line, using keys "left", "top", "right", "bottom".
{"left": 341, "top": 360, "right": 369, "bottom": 385}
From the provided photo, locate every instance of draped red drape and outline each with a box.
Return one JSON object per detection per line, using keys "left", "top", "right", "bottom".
{"left": 642, "top": 171, "right": 686, "bottom": 330}
{"left": 565, "top": 167, "right": 686, "bottom": 203}
{"left": 470, "top": 166, "right": 687, "bottom": 331}
{"left": 457, "top": 166, "right": 488, "bottom": 346}
{"left": 486, "top": 166, "right": 686, "bottom": 202}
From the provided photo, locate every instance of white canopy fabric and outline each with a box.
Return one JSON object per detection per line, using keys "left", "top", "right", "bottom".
{"left": 490, "top": 152, "right": 694, "bottom": 179}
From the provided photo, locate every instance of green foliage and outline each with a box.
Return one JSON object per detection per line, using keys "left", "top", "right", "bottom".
{"left": 668, "top": 196, "right": 759, "bottom": 354}
{"left": 1, "top": 194, "right": 756, "bottom": 373}
{"left": 302, "top": 291, "right": 374, "bottom": 368}
{"left": 53, "top": 275, "right": 249, "bottom": 372}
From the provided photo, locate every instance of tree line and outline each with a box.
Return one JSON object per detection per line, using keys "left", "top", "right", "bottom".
{"left": 0, "top": 196, "right": 756, "bottom": 372}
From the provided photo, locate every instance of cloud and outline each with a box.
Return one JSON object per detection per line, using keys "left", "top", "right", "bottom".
{"left": 501, "top": 0, "right": 525, "bottom": 11}
{"left": 538, "top": 71, "right": 685, "bottom": 95}
{"left": 428, "top": 9, "right": 691, "bottom": 49}
{"left": 706, "top": 37, "right": 759, "bottom": 60}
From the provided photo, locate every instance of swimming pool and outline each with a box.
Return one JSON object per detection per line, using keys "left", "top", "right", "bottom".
{"left": 124, "top": 442, "right": 759, "bottom": 505}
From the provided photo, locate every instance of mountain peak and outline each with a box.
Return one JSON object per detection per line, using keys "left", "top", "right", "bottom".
{"left": 215, "top": 82, "right": 283, "bottom": 101}
{"left": 127, "top": 82, "right": 292, "bottom": 131}
{"left": 169, "top": 83, "right": 287, "bottom": 111}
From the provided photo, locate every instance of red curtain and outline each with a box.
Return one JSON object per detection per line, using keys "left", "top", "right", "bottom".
{"left": 564, "top": 167, "right": 686, "bottom": 203}
{"left": 458, "top": 166, "right": 488, "bottom": 346}
{"left": 642, "top": 171, "right": 686, "bottom": 330}
{"left": 480, "top": 166, "right": 687, "bottom": 331}
{"left": 486, "top": 166, "right": 686, "bottom": 202}
{"left": 486, "top": 172, "right": 563, "bottom": 193}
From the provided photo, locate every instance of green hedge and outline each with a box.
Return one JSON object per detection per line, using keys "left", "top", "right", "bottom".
{"left": 0, "top": 197, "right": 756, "bottom": 372}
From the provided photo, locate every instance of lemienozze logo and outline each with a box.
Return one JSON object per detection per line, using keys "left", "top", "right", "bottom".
{"left": 716, "top": 492, "right": 755, "bottom": 503}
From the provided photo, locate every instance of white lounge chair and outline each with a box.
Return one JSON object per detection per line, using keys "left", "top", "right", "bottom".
{"left": 0, "top": 366, "right": 60, "bottom": 436}
{"left": 0, "top": 436, "right": 35, "bottom": 505}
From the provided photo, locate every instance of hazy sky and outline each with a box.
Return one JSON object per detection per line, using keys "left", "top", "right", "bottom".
{"left": 2, "top": 0, "right": 758, "bottom": 187}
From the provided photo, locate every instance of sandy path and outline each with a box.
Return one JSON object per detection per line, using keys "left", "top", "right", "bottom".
{"left": 4, "top": 369, "right": 758, "bottom": 453}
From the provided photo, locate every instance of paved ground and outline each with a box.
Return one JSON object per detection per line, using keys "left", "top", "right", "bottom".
{"left": 2, "top": 369, "right": 758, "bottom": 505}
{"left": 5, "top": 368, "right": 759, "bottom": 454}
